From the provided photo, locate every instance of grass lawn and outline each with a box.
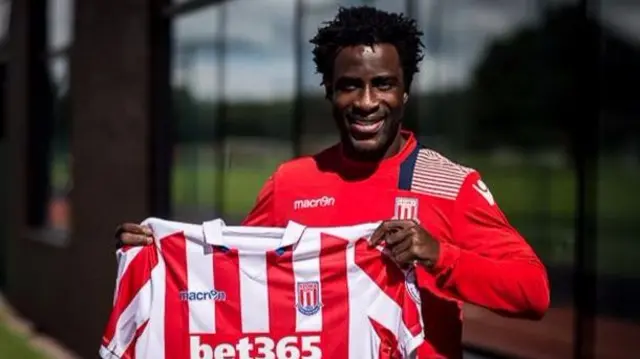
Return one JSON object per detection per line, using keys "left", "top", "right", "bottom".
{"left": 0, "top": 315, "right": 50, "bottom": 359}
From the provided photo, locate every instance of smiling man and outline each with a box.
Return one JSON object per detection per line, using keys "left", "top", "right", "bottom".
{"left": 115, "top": 6, "right": 549, "bottom": 358}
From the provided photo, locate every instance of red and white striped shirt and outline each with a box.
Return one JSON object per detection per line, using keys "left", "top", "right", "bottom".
{"left": 100, "top": 218, "right": 424, "bottom": 359}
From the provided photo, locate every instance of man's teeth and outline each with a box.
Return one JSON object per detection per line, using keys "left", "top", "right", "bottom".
{"left": 352, "top": 121, "right": 383, "bottom": 132}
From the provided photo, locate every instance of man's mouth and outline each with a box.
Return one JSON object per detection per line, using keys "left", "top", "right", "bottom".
{"left": 349, "top": 118, "right": 385, "bottom": 135}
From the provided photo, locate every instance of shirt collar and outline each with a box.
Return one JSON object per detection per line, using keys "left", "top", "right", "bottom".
{"left": 338, "top": 130, "right": 417, "bottom": 171}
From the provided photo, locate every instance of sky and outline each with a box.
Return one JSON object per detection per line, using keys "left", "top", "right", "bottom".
{"left": 1, "top": 0, "right": 639, "bottom": 101}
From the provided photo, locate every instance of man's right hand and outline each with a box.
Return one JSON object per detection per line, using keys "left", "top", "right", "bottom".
{"left": 114, "top": 223, "right": 153, "bottom": 248}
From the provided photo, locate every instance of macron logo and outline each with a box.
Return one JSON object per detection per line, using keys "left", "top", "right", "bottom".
{"left": 179, "top": 290, "right": 226, "bottom": 302}
{"left": 472, "top": 179, "right": 495, "bottom": 206}
{"left": 293, "top": 196, "right": 335, "bottom": 210}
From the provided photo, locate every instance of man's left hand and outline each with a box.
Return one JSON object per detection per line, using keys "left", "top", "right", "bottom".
{"left": 369, "top": 219, "right": 440, "bottom": 271}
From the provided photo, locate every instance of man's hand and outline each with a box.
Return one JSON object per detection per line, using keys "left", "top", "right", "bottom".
{"left": 114, "top": 223, "right": 153, "bottom": 248}
{"left": 369, "top": 219, "right": 440, "bottom": 271}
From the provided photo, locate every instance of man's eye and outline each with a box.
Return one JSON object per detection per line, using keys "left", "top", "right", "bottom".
{"left": 373, "top": 79, "right": 395, "bottom": 91}
{"left": 335, "top": 79, "right": 360, "bottom": 92}
{"left": 338, "top": 82, "right": 359, "bottom": 91}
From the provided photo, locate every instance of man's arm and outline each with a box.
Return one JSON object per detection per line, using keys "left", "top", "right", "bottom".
{"left": 242, "top": 175, "right": 276, "bottom": 226}
{"left": 428, "top": 171, "right": 550, "bottom": 319}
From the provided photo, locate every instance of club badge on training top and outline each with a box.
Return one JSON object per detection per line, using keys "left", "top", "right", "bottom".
{"left": 394, "top": 197, "right": 420, "bottom": 223}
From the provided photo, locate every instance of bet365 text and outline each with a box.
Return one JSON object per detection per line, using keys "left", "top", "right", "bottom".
{"left": 190, "top": 335, "right": 322, "bottom": 359}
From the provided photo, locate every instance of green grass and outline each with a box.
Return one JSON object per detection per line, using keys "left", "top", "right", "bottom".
{"left": 0, "top": 318, "right": 50, "bottom": 359}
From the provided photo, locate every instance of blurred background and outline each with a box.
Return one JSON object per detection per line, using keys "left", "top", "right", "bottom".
{"left": 0, "top": 0, "right": 638, "bottom": 358}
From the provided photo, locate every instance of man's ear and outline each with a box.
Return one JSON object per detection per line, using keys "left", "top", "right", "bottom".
{"left": 403, "top": 92, "right": 409, "bottom": 104}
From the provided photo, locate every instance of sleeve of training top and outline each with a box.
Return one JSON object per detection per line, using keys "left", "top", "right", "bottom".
{"left": 242, "top": 175, "right": 276, "bottom": 226}
{"left": 429, "top": 171, "right": 550, "bottom": 319}
{"left": 100, "top": 245, "right": 157, "bottom": 359}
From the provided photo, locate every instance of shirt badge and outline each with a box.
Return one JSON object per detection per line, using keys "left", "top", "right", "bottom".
{"left": 296, "top": 281, "right": 322, "bottom": 316}
{"left": 394, "top": 197, "right": 420, "bottom": 223}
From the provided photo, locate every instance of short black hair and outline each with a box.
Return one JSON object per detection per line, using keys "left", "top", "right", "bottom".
{"left": 310, "top": 6, "right": 425, "bottom": 92}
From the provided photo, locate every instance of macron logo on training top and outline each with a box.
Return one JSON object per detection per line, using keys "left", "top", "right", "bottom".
{"left": 293, "top": 196, "right": 335, "bottom": 210}
{"left": 472, "top": 179, "right": 495, "bottom": 206}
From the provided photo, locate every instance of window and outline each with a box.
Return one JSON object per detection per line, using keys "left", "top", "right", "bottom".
{"left": 26, "top": 0, "right": 73, "bottom": 244}
{"left": 169, "top": 0, "right": 425, "bottom": 223}
{"left": 162, "top": 1, "right": 640, "bottom": 357}
{"left": 46, "top": 55, "right": 71, "bottom": 232}
{"left": 0, "top": 0, "right": 11, "bottom": 43}
{"left": 47, "top": 0, "right": 73, "bottom": 52}
{"left": 595, "top": 2, "right": 640, "bottom": 357}
{"left": 222, "top": 0, "right": 295, "bottom": 220}
{"left": 0, "top": 0, "right": 12, "bottom": 137}
{"left": 412, "top": 0, "right": 600, "bottom": 357}
{"left": 43, "top": 0, "right": 73, "bottom": 235}
{"left": 170, "top": 0, "right": 297, "bottom": 223}
{"left": 0, "top": 0, "right": 10, "bottom": 290}
{"left": 171, "top": 5, "right": 224, "bottom": 222}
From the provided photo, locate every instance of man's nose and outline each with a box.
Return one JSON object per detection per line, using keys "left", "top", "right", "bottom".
{"left": 354, "top": 88, "right": 379, "bottom": 113}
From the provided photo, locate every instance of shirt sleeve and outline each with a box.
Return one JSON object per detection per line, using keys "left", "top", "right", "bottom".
{"left": 429, "top": 171, "right": 550, "bottom": 319}
{"left": 100, "top": 245, "right": 158, "bottom": 359}
{"left": 242, "top": 175, "right": 276, "bottom": 226}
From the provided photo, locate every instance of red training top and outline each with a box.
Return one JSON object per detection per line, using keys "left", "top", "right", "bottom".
{"left": 242, "top": 130, "right": 550, "bottom": 359}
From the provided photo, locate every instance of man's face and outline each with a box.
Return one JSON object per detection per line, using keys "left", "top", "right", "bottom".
{"left": 329, "top": 43, "right": 406, "bottom": 159}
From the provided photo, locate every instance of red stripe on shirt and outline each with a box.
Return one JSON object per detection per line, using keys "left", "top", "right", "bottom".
{"left": 267, "top": 250, "right": 297, "bottom": 334}
{"left": 213, "top": 248, "right": 242, "bottom": 334}
{"left": 102, "top": 247, "right": 157, "bottom": 348}
{"left": 370, "top": 318, "right": 402, "bottom": 359}
{"left": 318, "top": 234, "right": 350, "bottom": 358}
{"left": 354, "top": 240, "right": 422, "bottom": 336}
{"left": 161, "top": 233, "right": 190, "bottom": 359}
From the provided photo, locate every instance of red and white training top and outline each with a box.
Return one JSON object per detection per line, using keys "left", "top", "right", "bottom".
{"left": 100, "top": 218, "right": 424, "bottom": 359}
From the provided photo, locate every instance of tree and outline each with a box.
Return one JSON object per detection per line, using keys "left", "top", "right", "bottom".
{"left": 469, "top": 4, "right": 640, "bottom": 153}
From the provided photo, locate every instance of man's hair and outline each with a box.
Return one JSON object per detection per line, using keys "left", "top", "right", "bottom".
{"left": 310, "top": 6, "right": 425, "bottom": 92}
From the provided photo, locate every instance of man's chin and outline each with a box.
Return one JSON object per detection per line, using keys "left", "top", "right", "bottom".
{"left": 347, "top": 137, "right": 386, "bottom": 158}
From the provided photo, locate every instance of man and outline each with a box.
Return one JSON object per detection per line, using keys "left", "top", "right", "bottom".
{"left": 116, "top": 6, "right": 549, "bottom": 358}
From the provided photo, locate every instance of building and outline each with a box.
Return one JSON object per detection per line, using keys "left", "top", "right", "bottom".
{"left": 1, "top": 0, "right": 639, "bottom": 358}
